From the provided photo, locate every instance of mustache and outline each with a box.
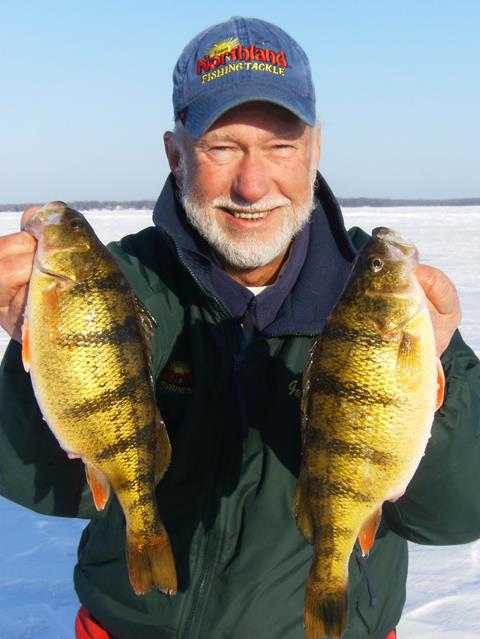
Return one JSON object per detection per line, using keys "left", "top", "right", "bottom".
{"left": 211, "top": 197, "right": 291, "bottom": 212}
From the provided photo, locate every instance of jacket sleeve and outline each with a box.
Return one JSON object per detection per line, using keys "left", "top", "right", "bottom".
{"left": 0, "top": 339, "right": 97, "bottom": 518}
{"left": 384, "top": 329, "right": 480, "bottom": 544}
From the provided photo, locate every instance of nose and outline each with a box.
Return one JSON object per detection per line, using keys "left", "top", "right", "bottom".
{"left": 231, "top": 151, "right": 271, "bottom": 203}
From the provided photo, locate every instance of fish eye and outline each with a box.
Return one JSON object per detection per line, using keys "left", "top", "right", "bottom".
{"left": 368, "top": 257, "right": 384, "bottom": 272}
{"left": 69, "top": 218, "right": 83, "bottom": 230}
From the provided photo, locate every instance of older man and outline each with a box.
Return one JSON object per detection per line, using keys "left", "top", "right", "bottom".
{"left": 0, "top": 17, "right": 479, "bottom": 639}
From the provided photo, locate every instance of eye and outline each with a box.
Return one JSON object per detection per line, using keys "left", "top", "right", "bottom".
{"left": 368, "top": 257, "right": 384, "bottom": 272}
{"left": 270, "top": 143, "right": 296, "bottom": 158}
{"left": 69, "top": 218, "right": 83, "bottom": 230}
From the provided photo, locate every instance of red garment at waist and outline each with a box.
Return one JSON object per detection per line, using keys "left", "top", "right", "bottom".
{"left": 75, "top": 605, "right": 397, "bottom": 639}
{"left": 75, "top": 606, "right": 113, "bottom": 639}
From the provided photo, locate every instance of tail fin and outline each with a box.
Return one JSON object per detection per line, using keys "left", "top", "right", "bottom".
{"left": 126, "top": 524, "right": 177, "bottom": 596}
{"left": 304, "top": 575, "right": 348, "bottom": 639}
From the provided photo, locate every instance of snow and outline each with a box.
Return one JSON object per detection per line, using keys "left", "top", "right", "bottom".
{"left": 0, "top": 204, "right": 479, "bottom": 637}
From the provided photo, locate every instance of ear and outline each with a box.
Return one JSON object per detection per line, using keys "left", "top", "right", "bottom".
{"left": 309, "top": 123, "right": 321, "bottom": 186}
{"left": 163, "top": 132, "right": 184, "bottom": 187}
{"left": 313, "top": 123, "right": 321, "bottom": 167}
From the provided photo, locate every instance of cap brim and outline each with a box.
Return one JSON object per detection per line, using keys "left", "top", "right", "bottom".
{"left": 182, "top": 81, "right": 316, "bottom": 139}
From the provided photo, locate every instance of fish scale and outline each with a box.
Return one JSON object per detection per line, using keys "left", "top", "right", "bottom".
{"left": 295, "top": 227, "right": 443, "bottom": 639}
{"left": 22, "top": 201, "right": 177, "bottom": 596}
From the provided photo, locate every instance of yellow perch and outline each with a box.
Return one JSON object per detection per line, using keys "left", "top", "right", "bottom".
{"left": 294, "top": 227, "right": 444, "bottom": 639}
{"left": 22, "top": 201, "right": 177, "bottom": 596}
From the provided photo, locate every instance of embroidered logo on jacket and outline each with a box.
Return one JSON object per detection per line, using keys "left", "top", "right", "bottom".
{"left": 159, "top": 360, "right": 194, "bottom": 396}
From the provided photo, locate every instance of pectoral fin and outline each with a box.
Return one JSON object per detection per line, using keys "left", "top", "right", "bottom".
{"left": 85, "top": 463, "right": 111, "bottom": 511}
{"left": 42, "top": 283, "right": 62, "bottom": 340}
{"left": 358, "top": 507, "right": 382, "bottom": 557}
{"left": 397, "top": 331, "right": 421, "bottom": 378}
{"left": 436, "top": 358, "right": 445, "bottom": 410}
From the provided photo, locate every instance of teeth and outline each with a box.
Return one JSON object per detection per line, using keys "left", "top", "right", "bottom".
{"left": 232, "top": 211, "right": 266, "bottom": 219}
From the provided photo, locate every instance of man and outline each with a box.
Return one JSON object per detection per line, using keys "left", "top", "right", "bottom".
{"left": 0, "top": 16, "right": 479, "bottom": 639}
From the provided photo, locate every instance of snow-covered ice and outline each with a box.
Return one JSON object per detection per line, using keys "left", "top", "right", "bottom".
{"left": 0, "top": 205, "right": 478, "bottom": 638}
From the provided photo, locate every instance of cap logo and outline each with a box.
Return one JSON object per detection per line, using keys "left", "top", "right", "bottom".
{"left": 196, "top": 37, "right": 288, "bottom": 84}
{"left": 208, "top": 37, "right": 240, "bottom": 57}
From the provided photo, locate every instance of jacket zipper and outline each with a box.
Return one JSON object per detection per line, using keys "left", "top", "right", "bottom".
{"left": 166, "top": 234, "right": 321, "bottom": 636}
{"left": 167, "top": 236, "right": 241, "bottom": 639}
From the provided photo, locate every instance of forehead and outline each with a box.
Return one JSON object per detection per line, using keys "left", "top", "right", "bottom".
{"left": 203, "top": 101, "right": 307, "bottom": 139}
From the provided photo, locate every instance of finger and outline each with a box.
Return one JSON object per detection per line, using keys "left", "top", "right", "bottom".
{"left": 2, "top": 285, "right": 29, "bottom": 343}
{"left": 0, "top": 231, "right": 36, "bottom": 261}
{"left": 0, "top": 254, "right": 34, "bottom": 307}
{"left": 415, "top": 264, "right": 459, "bottom": 316}
{"left": 21, "top": 205, "right": 42, "bottom": 231}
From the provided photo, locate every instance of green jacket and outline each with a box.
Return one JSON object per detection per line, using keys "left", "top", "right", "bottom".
{"left": 1, "top": 176, "right": 480, "bottom": 639}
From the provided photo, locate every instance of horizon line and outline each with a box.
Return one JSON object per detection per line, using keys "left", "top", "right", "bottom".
{"left": 1, "top": 196, "right": 480, "bottom": 212}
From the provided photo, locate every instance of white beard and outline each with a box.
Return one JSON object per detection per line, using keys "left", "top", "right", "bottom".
{"left": 180, "top": 190, "right": 315, "bottom": 270}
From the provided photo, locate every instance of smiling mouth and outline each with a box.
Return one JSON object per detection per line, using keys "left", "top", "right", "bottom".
{"left": 221, "top": 208, "right": 270, "bottom": 220}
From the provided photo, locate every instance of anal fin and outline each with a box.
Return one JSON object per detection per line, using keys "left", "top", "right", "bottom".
{"left": 358, "top": 507, "right": 382, "bottom": 557}
{"left": 85, "top": 463, "right": 111, "bottom": 511}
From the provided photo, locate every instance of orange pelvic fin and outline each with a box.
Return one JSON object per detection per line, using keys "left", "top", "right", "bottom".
{"left": 304, "top": 571, "right": 348, "bottom": 639}
{"left": 358, "top": 507, "right": 382, "bottom": 557}
{"left": 21, "top": 316, "right": 30, "bottom": 372}
{"left": 436, "top": 358, "right": 445, "bottom": 410}
{"left": 126, "top": 524, "right": 177, "bottom": 596}
{"left": 85, "top": 463, "right": 111, "bottom": 511}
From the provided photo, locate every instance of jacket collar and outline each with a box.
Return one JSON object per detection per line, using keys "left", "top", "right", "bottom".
{"left": 152, "top": 173, "right": 357, "bottom": 335}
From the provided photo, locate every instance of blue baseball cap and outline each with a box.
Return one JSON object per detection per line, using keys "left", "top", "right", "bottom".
{"left": 172, "top": 17, "right": 316, "bottom": 139}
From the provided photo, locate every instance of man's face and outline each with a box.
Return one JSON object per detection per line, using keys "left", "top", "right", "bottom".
{"left": 168, "top": 102, "right": 320, "bottom": 275}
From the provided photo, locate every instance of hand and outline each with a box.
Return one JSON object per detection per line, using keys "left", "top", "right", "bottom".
{"left": 415, "top": 263, "right": 462, "bottom": 357}
{"left": 0, "top": 206, "right": 40, "bottom": 342}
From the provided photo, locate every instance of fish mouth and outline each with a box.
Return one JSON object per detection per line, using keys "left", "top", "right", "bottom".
{"left": 372, "top": 227, "right": 419, "bottom": 262}
{"left": 22, "top": 201, "right": 68, "bottom": 240}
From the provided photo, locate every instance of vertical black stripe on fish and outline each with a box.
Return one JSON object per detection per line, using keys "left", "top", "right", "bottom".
{"left": 318, "top": 522, "right": 355, "bottom": 541}
{"left": 60, "top": 374, "right": 149, "bottom": 419}
{"left": 306, "top": 429, "right": 394, "bottom": 466}
{"left": 95, "top": 419, "right": 157, "bottom": 461}
{"left": 81, "top": 271, "right": 131, "bottom": 295}
{"left": 323, "top": 321, "right": 387, "bottom": 349}
{"left": 314, "top": 544, "right": 349, "bottom": 561}
{"left": 310, "top": 372, "right": 398, "bottom": 407}
{"left": 57, "top": 314, "right": 140, "bottom": 348}
{"left": 116, "top": 471, "right": 153, "bottom": 493}
{"left": 307, "top": 477, "right": 374, "bottom": 504}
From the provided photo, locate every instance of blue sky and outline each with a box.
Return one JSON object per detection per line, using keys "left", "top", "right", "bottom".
{"left": 1, "top": 0, "right": 479, "bottom": 203}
